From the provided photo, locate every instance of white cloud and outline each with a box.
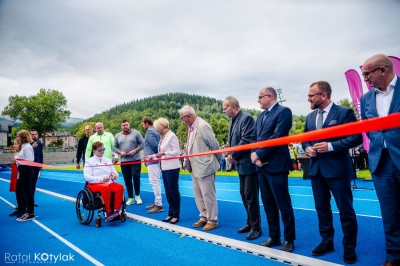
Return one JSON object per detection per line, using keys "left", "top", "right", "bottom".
{"left": 1, "top": 0, "right": 399, "bottom": 118}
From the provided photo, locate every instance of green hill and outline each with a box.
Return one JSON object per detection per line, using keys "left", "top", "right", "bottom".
{"left": 67, "top": 92, "right": 260, "bottom": 146}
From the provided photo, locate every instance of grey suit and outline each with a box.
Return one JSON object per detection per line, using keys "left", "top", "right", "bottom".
{"left": 187, "top": 117, "right": 221, "bottom": 223}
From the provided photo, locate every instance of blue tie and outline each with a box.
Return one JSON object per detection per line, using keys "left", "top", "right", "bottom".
{"left": 261, "top": 110, "right": 269, "bottom": 125}
{"left": 316, "top": 109, "right": 325, "bottom": 129}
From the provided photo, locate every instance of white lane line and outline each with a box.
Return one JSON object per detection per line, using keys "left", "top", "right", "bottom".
{"left": 0, "top": 195, "right": 104, "bottom": 266}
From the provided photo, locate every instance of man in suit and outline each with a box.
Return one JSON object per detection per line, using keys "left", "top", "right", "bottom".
{"left": 250, "top": 87, "right": 295, "bottom": 252}
{"left": 360, "top": 54, "right": 400, "bottom": 266}
{"left": 30, "top": 129, "right": 43, "bottom": 206}
{"left": 303, "top": 81, "right": 362, "bottom": 264}
{"left": 179, "top": 105, "right": 221, "bottom": 231}
{"left": 223, "top": 96, "right": 261, "bottom": 240}
{"left": 76, "top": 125, "right": 93, "bottom": 169}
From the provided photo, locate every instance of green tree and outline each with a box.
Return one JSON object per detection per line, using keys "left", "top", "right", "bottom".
{"left": 336, "top": 98, "right": 358, "bottom": 120}
{"left": 1, "top": 89, "right": 71, "bottom": 141}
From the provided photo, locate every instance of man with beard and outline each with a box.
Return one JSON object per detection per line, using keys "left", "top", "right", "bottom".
{"left": 303, "top": 81, "right": 362, "bottom": 264}
{"left": 114, "top": 120, "right": 144, "bottom": 205}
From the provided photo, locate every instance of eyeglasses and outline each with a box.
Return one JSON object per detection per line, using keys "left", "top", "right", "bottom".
{"left": 362, "top": 66, "right": 382, "bottom": 77}
{"left": 97, "top": 148, "right": 106, "bottom": 152}
{"left": 258, "top": 94, "right": 271, "bottom": 100}
{"left": 307, "top": 93, "right": 323, "bottom": 98}
{"left": 180, "top": 114, "right": 190, "bottom": 120}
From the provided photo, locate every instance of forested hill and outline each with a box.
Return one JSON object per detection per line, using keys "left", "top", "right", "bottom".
{"left": 67, "top": 92, "right": 306, "bottom": 146}
{"left": 67, "top": 93, "right": 259, "bottom": 146}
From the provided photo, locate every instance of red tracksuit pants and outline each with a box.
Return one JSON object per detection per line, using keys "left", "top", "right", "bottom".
{"left": 87, "top": 183, "right": 124, "bottom": 213}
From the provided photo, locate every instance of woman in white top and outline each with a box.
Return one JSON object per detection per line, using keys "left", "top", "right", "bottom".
{"left": 14, "top": 130, "right": 35, "bottom": 222}
{"left": 84, "top": 141, "right": 124, "bottom": 222}
{"left": 147, "top": 118, "right": 181, "bottom": 224}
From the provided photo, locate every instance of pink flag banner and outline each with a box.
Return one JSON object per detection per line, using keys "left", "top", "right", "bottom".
{"left": 344, "top": 69, "right": 370, "bottom": 151}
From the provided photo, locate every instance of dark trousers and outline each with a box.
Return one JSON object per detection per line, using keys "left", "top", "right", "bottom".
{"left": 372, "top": 149, "right": 400, "bottom": 263}
{"left": 162, "top": 168, "right": 181, "bottom": 218}
{"left": 121, "top": 161, "right": 141, "bottom": 198}
{"left": 258, "top": 170, "right": 296, "bottom": 241}
{"left": 18, "top": 165, "right": 35, "bottom": 214}
{"left": 298, "top": 158, "right": 311, "bottom": 179}
{"left": 239, "top": 172, "right": 261, "bottom": 229}
{"left": 32, "top": 167, "right": 41, "bottom": 198}
{"left": 311, "top": 171, "right": 358, "bottom": 250}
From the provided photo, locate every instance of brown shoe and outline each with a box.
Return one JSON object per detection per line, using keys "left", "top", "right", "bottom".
{"left": 193, "top": 220, "right": 207, "bottom": 228}
{"left": 146, "top": 202, "right": 155, "bottom": 210}
{"left": 147, "top": 205, "right": 164, "bottom": 214}
{"left": 203, "top": 222, "right": 218, "bottom": 231}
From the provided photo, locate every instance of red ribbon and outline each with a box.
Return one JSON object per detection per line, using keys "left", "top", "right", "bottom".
{"left": 15, "top": 112, "right": 400, "bottom": 168}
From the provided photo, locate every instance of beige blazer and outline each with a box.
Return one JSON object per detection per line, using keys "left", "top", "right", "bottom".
{"left": 187, "top": 117, "right": 221, "bottom": 178}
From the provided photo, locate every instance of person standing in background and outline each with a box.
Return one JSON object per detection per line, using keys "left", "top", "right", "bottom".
{"left": 76, "top": 125, "right": 93, "bottom": 169}
{"left": 85, "top": 122, "right": 115, "bottom": 161}
{"left": 30, "top": 129, "right": 43, "bottom": 207}
{"left": 142, "top": 116, "right": 163, "bottom": 213}
{"left": 114, "top": 120, "right": 144, "bottom": 205}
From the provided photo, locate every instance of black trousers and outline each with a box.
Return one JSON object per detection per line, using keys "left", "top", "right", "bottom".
{"left": 239, "top": 172, "right": 261, "bottom": 229}
{"left": 32, "top": 167, "right": 41, "bottom": 198}
{"left": 311, "top": 171, "right": 358, "bottom": 250}
{"left": 18, "top": 165, "right": 35, "bottom": 214}
{"left": 162, "top": 168, "right": 181, "bottom": 218}
{"left": 121, "top": 161, "right": 141, "bottom": 198}
{"left": 259, "top": 170, "right": 296, "bottom": 241}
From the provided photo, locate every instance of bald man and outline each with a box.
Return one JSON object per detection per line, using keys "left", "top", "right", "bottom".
{"left": 360, "top": 54, "right": 400, "bottom": 266}
{"left": 85, "top": 122, "right": 116, "bottom": 161}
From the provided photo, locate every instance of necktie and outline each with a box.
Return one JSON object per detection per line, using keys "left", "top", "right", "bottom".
{"left": 261, "top": 110, "right": 269, "bottom": 125}
{"left": 316, "top": 109, "right": 325, "bottom": 129}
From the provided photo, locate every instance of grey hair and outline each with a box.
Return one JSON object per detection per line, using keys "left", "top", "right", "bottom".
{"left": 179, "top": 105, "right": 196, "bottom": 116}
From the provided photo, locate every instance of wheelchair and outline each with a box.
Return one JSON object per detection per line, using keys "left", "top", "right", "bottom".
{"left": 76, "top": 187, "right": 127, "bottom": 227}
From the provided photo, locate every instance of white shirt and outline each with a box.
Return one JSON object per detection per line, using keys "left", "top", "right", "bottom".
{"left": 84, "top": 155, "right": 118, "bottom": 184}
{"left": 15, "top": 143, "right": 34, "bottom": 166}
{"left": 375, "top": 75, "right": 397, "bottom": 117}
{"left": 374, "top": 75, "right": 397, "bottom": 148}
{"left": 158, "top": 130, "right": 181, "bottom": 171}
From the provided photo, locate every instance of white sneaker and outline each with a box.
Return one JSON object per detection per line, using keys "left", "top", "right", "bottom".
{"left": 17, "top": 213, "right": 35, "bottom": 222}
{"left": 135, "top": 195, "right": 142, "bottom": 205}
{"left": 126, "top": 198, "right": 135, "bottom": 205}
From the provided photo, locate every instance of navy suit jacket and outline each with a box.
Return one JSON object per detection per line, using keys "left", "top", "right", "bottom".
{"left": 360, "top": 76, "right": 400, "bottom": 173}
{"left": 228, "top": 110, "right": 257, "bottom": 175}
{"left": 33, "top": 140, "right": 44, "bottom": 164}
{"left": 253, "top": 104, "right": 292, "bottom": 173}
{"left": 303, "top": 103, "right": 362, "bottom": 178}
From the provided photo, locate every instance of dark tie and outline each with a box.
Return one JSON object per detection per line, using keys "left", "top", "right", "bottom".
{"left": 261, "top": 110, "right": 269, "bottom": 125}
{"left": 316, "top": 109, "right": 325, "bottom": 129}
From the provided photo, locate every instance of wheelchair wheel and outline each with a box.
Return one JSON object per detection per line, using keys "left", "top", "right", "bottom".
{"left": 76, "top": 188, "right": 95, "bottom": 225}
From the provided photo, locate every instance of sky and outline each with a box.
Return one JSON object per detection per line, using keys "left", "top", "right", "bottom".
{"left": 1, "top": 0, "right": 399, "bottom": 119}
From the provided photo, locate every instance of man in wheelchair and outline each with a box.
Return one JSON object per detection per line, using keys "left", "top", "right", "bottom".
{"left": 84, "top": 141, "right": 124, "bottom": 222}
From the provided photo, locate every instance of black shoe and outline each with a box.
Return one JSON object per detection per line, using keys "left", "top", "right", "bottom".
{"left": 162, "top": 216, "right": 172, "bottom": 222}
{"left": 312, "top": 242, "right": 334, "bottom": 256}
{"left": 9, "top": 210, "right": 21, "bottom": 217}
{"left": 238, "top": 224, "right": 251, "bottom": 233}
{"left": 246, "top": 228, "right": 262, "bottom": 240}
{"left": 281, "top": 241, "right": 294, "bottom": 252}
{"left": 344, "top": 249, "right": 357, "bottom": 264}
{"left": 260, "top": 237, "right": 281, "bottom": 247}
{"left": 170, "top": 218, "right": 179, "bottom": 224}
